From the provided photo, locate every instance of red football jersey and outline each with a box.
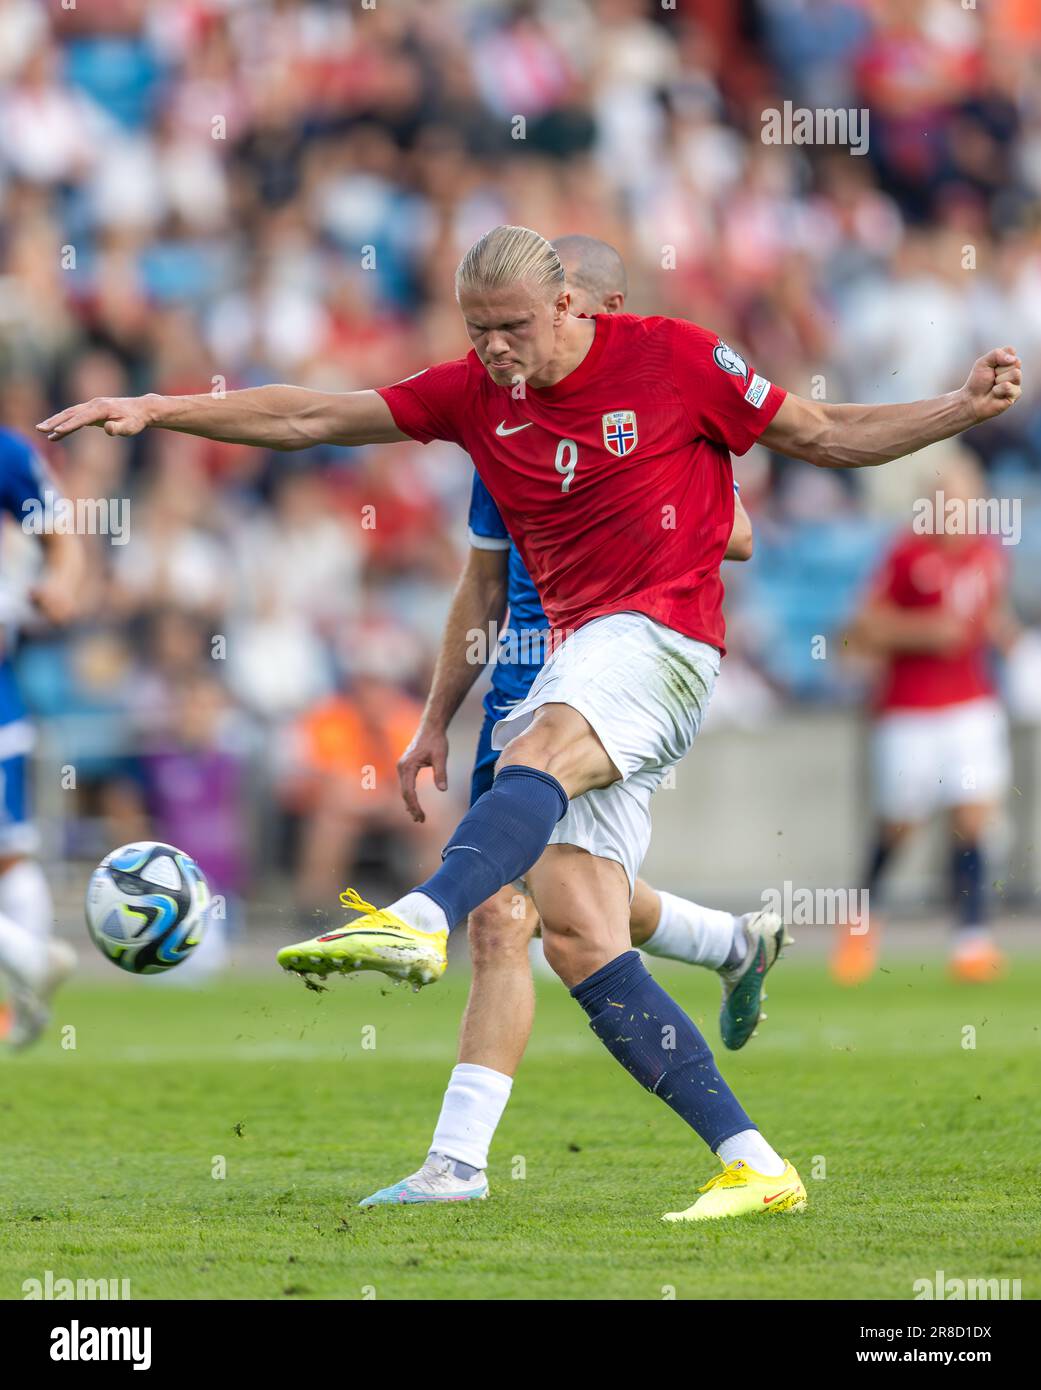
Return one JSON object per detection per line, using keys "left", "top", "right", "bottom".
{"left": 869, "top": 531, "right": 1006, "bottom": 713}
{"left": 376, "top": 313, "right": 785, "bottom": 653}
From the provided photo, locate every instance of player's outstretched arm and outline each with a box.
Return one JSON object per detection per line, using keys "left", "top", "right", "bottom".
{"left": 398, "top": 546, "right": 509, "bottom": 823}
{"left": 761, "top": 348, "right": 1022, "bottom": 469}
{"left": 37, "top": 386, "right": 408, "bottom": 450}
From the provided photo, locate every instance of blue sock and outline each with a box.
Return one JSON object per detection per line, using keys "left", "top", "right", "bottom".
{"left": 418, "top": 764, "right": 567, "bottom": 928}
{"left": 952, "top": 842, "right": 986, "bottom": 929}
{"left": 571, "top": 951, "right": 754, "bottom": 1152}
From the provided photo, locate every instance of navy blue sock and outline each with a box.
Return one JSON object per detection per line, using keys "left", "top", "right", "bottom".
{"left": 863, "top": 837, "right": 894, "bottom": 905}
{"left": 418, "top": 764, "right": 567, "bottom": 928}
{"left": 571, "top": 950, "right": 754, "bottom": 1152}
{"left": 952, "top": 842, "right": 986, "bottom": 929}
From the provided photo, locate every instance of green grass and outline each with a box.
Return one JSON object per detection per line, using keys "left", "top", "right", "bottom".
{"left": 2, "top": 956, "right": 1040, "bottom": 1300}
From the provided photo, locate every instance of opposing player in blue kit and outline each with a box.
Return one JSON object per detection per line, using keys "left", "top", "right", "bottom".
{"left": 0, "top": 428, "right": 81, "bottom": 1048}
{"left": 362, "top": 237, "right": 791, "bottom": 1205}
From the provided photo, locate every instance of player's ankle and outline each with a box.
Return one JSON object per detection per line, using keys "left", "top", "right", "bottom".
{"left": 716, "top": 1129, "right": 786, "bottom": 1177}
{"left": 720, "top": 915, "right": 747, "bottom": 972}
{"left": 430, "top": 1151, "right": 483, "bottom": 1180}
{"left": 387, "top": 891, "right": 450, "bottom": 936}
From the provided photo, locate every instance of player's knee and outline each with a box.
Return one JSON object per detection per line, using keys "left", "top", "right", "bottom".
{"left": 540, "top": 896, "right": 632, "bottom": 989}
{"left": 950, "top": 804, "right": 992, "bottom": 841}
{"left": 497, "top": 723, "right": 563, "bottom": 778}
{"left": 498, "top": 716, "right": 612, "bottom": 793}
{"left": 538, "top": 914, "right": 590, "bottom": 979}
{"left": 881, "top": 821, "right": 915, "bottom": 849}
{"left": 539, "top": 925, "right": 568, "bottom": 978}
{"left": 468, "top": 894, "right": 534, "bottom": 965}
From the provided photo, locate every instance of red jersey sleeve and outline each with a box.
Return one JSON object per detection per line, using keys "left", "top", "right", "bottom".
{"left": 375, "top": 358, "right": 471, "bottom": 446}
{"left": 669, "top": 320, "right": 786, "bottom": 456}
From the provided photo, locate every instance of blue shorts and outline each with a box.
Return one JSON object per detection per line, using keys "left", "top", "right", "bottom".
{"left": 471, "top": 671, "right": 543, "bottom": 805}
{"left": 0, "top": 661, "right": 35, "bottom": 853}
{"left": 470, "top": 688, "right": 539, "bottom": 805}
{"left": 0, "top": 717, "right": 37, "bottom": 855}
{"left": 470, "top": 709, "right": 501, "bottom": 806}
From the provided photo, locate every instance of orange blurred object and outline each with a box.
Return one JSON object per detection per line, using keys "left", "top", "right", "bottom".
{"left": 294, "top": 685, "right": 426, "bottom": 792}
{"left": 831, "top": 919, "right": 879, "bottom": 987}
{"left": 950, "top": 940, "right": 1007, "bottom": 984}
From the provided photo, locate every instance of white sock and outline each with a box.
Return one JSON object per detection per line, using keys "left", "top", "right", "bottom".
{"left": 429, "top": 1062, "right": 513, "bottom": 1171}
{"left": 0, "top": 909, "right": 47, "bottom": 990}
{"left": 387, "top": 890, "right": 450, "bottom": 937}
{"left": 0, "top": 859, "right": 54, "bottom": 942}
{"left": 717, "top": 1129, "right": 786, "bottom": 1177}
{"left": 641, "top": 890, "right": 736, "bottom": 970}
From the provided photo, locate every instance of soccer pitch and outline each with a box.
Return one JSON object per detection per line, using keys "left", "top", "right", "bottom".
{"left": 3, "top": 957, "right": 1039, "bottom": 1301}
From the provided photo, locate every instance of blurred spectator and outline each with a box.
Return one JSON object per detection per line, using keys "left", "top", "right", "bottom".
{"left": 138, "top": 671, "right": 252, "bottom": 974}
{"left": 279, "top": 666, "right": 456, "bottom": 912}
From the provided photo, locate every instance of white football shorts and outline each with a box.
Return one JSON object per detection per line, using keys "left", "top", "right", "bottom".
{"left": 491, "top": 610, "right": 720, "bottom": 892}
{"left": 872, "top": 696, "right": 1011, "bottom": 822}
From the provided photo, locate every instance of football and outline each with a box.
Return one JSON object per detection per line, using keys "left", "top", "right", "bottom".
{"left": 85, "top": 842, "right": 211, "bottom": 974}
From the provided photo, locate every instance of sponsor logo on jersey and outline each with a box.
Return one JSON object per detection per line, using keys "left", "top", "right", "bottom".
{"left": 495, "top": 420, "right": 532, "bottom": 436}
{"left": 744, "top": 373, "right": 770, "bottom": 408}
{"left": 712, "top": 341, "right": 748, "bottom": 378}
{"left": 601, "top": 409, "right": 638, "bottom": 457}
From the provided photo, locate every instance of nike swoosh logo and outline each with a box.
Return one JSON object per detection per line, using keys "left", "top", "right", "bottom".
{"left": 495, "top": 421, "right": 532, "bottom": 436}
{"left": 763, "top": 1187, "right": 794, "bottom": 1204}
{"left": 317, "top": 929, "right": 411, "bottom": 941}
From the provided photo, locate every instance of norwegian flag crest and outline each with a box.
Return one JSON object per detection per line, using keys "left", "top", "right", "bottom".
{"left": 601, "top": 409, "right": 638, "bottom": 458}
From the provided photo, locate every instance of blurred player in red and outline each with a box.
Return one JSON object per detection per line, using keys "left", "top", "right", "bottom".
{"left": 839, "top": 452, "right": 1019, "bottom": 985}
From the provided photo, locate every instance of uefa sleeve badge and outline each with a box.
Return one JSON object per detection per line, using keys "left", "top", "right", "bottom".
{"left": 712, "top": 341, "right": 748, "bottom": 379}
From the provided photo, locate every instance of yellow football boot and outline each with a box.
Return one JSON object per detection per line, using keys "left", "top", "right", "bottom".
{"left": 277, "top": 888, "right": 447, "bottom": 989}
{"left": 662, "top": 1158, "right": 807, "bottom": 1222}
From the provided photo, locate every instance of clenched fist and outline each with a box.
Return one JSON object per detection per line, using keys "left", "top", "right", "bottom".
{"left": 963, "top": 347, "right": 1023, "bottom": 423}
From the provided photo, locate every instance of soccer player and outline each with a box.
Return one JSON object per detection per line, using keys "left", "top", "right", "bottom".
{"left": 38, "top": 226, "right": 1022, "bottom": 1220}
{"left": 0, "top": 428, "right": 81, "bottom": 1048}
{"left": 836, "top": 451, "right": 1018, "bottom": 986}
{"left": 363, "top": 235, "right": 785, "bottom": 1206}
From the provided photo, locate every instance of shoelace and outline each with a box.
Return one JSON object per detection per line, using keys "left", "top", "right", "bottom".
{"left": 338, "top": 886, "right": 385, "bottom": 920}
{"left": 698, "top": 1160, "right": 750, "bottom": 1193}
{"left": 406, "top": 1156, "right": 458, "bottom": 1194}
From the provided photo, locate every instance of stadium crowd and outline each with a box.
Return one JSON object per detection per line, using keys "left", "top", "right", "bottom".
{"left": 1, "top": 0, "right": 1040, "bottom": 905}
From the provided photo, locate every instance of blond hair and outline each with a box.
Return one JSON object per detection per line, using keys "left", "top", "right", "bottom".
{"left": 455, "top": 225, "right": 565, "bottom": 299}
